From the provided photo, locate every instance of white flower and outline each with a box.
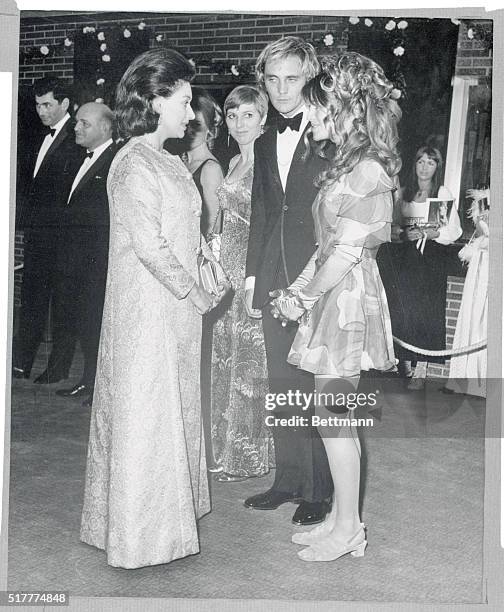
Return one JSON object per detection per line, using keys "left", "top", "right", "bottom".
{"left": 385, "top": 20, "right": 396, "bottom": 31}
{"left": 138, "top": 21, "right": 146, "bottom": 30}
{"left": 100, "top": 43, "right": 107, "bottom": 52}
{"left": 83, "top": 27, "right": 89, "bottom": 33}
{"left": 393, "top": 46, "right": 405, "bottom": 56}
{"left": 40, "top": 45, "right": 49, "bottom": 55}
{"left": 64, "top": 37, "right": 72, "bottom": 47}
{"left": 95, "top": 98, "right": 104, "bottom": 103}
{"left": 397, "top": 20, "right": 408, "bottom": 30}
{"left": 188, "top": 58, "right": 196, "bottom": 67}
{"left": 83, "top": 26, "right": 96, "bottom": 34}
{"left": 323, "top": 34, "right": 334, "bottom": 46}
{"left": 364, "top": 18, "right": 373, "bottom": 27}
{"left": 102, "top": 54, "right": 111, "bottom": 62}
{"left": 467, "top": 28, "right": 475, "bottom": 39}
{"left": 156, "top": 34, "right": 163, "bottom": 42}
{"left": 97, "top": 31, "right": 105, "bottom": 41}
{"left": 349, "top": 16, "right": 360, "bottom": 25}
{"left": 391, "top": 88, "right": 402, "bottom": 99}
{"left": 123, "top": 28, "right": 131, "bottom": 38}
{"left": 231, "top": 65, "right": 240, "bottom": 76}
{"left": 96, "top": 78, "right": 105, "bottom": 85}
{"left": 451, "top": 18, "right": 461, "bottom": 26}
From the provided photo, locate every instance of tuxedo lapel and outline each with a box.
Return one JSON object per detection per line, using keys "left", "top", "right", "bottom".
{"left": 285, "top": 123, "right": 310, "bottom": 192}
{"left": 68, "top": 144, "right": 114, "bottom": 206}
{"left": 36, "top": 118, "right": 72, "bottom": 176}
{"left": 263, "top": 127, "right": 284, "bottom": 199}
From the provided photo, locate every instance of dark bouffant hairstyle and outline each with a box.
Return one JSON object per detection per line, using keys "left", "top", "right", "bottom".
{"left": 115, "top": 48, "right": 195, "bottom": 139}
{"left": 33, "top": 76, "right": 72, "bottom": 105}
{"left": 187, "top": 87, "right": 223, "bottom": 149}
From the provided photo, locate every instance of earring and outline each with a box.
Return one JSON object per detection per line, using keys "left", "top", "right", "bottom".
{"left": 260, "top": 124, "right": 265, "bottom": 135}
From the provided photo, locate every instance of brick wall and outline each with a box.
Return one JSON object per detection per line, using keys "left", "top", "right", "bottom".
{"left": 427, "top": 276, "right": 465, "bottom": 378}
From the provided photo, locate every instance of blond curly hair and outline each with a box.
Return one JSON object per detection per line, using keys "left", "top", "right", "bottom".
{"left": 303, "top": 52, "right": 402, "bottom": 186}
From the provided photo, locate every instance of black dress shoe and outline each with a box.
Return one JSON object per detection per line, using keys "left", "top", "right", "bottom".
{"left": 82, "top": 395, "right": 93, "bottom": 407}
{"left": 56, "top": 383, "right": 90, "bottom": 398}
{"left": 292, "top": 501, "right": 329, "bottom": 526}
{"left": 244, "top": 489, "right": 301, "bottom": 510}
{"left": 33, "top": 370, "right": 68, "bottom": 385}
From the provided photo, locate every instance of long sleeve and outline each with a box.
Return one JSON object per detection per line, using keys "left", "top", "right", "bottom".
{"left": 300, "top": 160, "right": 393, "bottom": 302}
{"left": 110, "top": 154, "right": 196, "bottom": 300}
{"left": 435, "top": 185, "right": 462, "bottom": 245}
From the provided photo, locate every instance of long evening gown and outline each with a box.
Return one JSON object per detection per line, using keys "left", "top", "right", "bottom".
{"left": 210, "top": 156, "right": 273, "bottom": 477}
{"left": 445, "top": 211, "right": 488, "bottom": 397}
{"left": 80, "top": 138, "right": 211, "bottom": 569}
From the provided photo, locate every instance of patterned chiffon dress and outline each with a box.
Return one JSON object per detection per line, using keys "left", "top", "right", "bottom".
{"left": 288, "top": 158, "right": 396, "bottom": 379}
{"left": 210, "top": 156, "right": 273, "bottom": 477}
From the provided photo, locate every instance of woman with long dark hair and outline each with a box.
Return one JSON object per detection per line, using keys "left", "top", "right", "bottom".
{"left": 379, "top": 145, "right": 462, "bottom": 389}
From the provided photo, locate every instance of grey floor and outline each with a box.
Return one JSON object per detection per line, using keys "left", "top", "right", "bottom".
{"left": 8, "top": 345, "right": 485, "bottom": 604}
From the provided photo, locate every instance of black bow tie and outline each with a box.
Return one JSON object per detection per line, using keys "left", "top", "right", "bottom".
{"left": 85, "top": 151, "right": 94, "bottom": 159}
{"left": 43, "top": 127, "right": 56, "bottom": 137}
{"left": 277, "top": 112, "right": 303, "bottom": 134}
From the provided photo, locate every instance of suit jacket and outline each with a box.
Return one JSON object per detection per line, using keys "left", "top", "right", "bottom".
{"left": 20, "top": 117, "right": 83, "bottom": 232}
{"left": 57, "top": 142, "right": 117, "bottom": 277}
{"left": 245, "top": 124, "right": 330, "bottom": 309}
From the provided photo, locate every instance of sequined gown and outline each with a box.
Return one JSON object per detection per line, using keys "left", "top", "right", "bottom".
{"left": 210, "top": 156, "right": 272, "bottom": 477}
{"left": 80, "top": 138, "right": 211, "bottom": 569}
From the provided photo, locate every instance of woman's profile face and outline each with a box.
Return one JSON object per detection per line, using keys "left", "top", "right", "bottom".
{"left": 225, "top": 103, "right": 264, "bottom": 146}
{"left": 155, "top": 81, "right": 195, "bottom": 140}
{"left": 307, "top": 104, "right": 330, "bottom": 141}
{"left": 415, "top": 153, "right": 437, "bottom": 183}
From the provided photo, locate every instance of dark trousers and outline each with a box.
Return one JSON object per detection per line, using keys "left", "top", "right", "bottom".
{"left": 55, "top": 250, "right": 108, "bottom": 387}
{"left": 15, "top": 230, "right": 76, "bottom": 376}
{"left": 262, "top": 307, "right": 333, "bottom": 502}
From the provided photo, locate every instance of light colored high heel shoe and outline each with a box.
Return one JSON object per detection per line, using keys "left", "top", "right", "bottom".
{"left": 292, "top": 518, "right": 334, "bottom": 545}
{"left": 297, "top": 523, "right": 367, "bottom": 562}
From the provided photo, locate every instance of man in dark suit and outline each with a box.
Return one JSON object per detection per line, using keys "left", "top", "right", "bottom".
{"left": 55, "top": 102, "right": 115, "bottom": 407}
{"left": 244, "top": 37, "right": 333, "bottom": 525}
{"left": 14, "top": 77, "right": 83, "bottom": 383}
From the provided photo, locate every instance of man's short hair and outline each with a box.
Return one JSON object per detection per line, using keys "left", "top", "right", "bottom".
{"left": 255, "top": 36, "right": 320, "bottom": 86}
{"left": 33, "top": 76, "right": 72, "bottom": 105}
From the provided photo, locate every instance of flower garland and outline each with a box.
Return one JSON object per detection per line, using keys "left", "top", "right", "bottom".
{"left": 20, "top": 16, "right": 491, "bottom": 96}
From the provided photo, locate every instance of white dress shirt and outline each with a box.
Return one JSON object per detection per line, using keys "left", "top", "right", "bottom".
{"left": 33, "top": 113, "right": 71, "bottom": 178}
{"left": 68, "top": 138, "right": 113, "bottom": 203}
{"left": 276, "top": 105, "right": 309, "bottom": 191}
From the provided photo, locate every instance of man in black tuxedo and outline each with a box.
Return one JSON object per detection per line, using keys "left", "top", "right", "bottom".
{"left": 55, "top": 102, "right": 116, "bottom": 407}
{"left": 244, "top": 37, "right": 333, "bottom": 525}
{"left": 14, "top": 77, "right": 83, "bottom": 383}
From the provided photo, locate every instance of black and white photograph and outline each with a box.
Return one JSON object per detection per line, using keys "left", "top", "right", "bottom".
{"left": 1, "top": 2, "right": 503, "bottom": 610}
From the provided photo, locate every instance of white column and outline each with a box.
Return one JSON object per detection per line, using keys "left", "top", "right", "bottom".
{"left": 444, "top": 75, "right": 478, "bottom": 209}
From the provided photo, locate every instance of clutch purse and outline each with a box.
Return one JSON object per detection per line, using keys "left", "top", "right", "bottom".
{"left": 197, "top": 253, "right": 219, "bottom": 296}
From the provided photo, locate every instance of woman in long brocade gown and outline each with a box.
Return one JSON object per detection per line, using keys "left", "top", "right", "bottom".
{"left": 272, "top": 53, "right": 401, "bottom": 561}
{"left": 80, "top": 49, "right": 228, "bottom": 569}
{"left": 210, "top": 86, "right": 273, "bottom": 481}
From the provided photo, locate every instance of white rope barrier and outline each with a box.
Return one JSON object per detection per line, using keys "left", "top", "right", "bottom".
{"left": 392, "top": 336, "right": 487, "bottom": 357}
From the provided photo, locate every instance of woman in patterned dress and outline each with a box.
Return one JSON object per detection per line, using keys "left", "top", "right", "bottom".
{"left": 272, "top": 53, "right": 401, "bottom": 561}
{"left": 80, "top": 49, "right": 228, "bottom": 569}
{"left": 210, "top": 85, "right": 274, "bottom": 482}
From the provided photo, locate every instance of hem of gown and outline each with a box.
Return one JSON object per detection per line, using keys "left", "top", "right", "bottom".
{"left": 288, "top": 353, "right": 396, "bottom": 378}
{"left": 79, "top": 535, "right": 201, "bottom": 570}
